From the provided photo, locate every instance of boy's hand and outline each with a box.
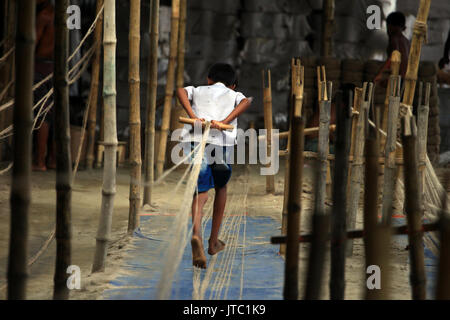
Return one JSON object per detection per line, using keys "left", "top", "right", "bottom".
{"left": 192, "top": 117, "right": 205, "bottom": 125}
{"left": 211, "top": 120, "right": 226, "bottom": 130}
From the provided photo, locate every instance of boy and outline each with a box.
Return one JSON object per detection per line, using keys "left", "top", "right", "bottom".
{"left": 176, "top": 63, "right": 251, "bottom": 269}
{"left": 374, "top": 11, "right": 410, "bottom": 86}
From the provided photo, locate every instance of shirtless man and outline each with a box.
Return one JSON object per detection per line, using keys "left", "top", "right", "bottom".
{"left": 374, "top": 11, "right": 410, "bottom": 86}
{"left": 33, "top": 0, "right": 56, "bottom": 171}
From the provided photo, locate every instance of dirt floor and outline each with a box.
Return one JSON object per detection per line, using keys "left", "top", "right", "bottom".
{"left": 0, "top": 160, "right": 448, "bottom": 300}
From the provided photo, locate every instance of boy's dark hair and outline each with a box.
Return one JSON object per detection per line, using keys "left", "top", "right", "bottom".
{"left": 386, "top": 11, "right": 406, "bottom": 28}
{"left": 208, "top": 63, "right": 237, "bottom": 87}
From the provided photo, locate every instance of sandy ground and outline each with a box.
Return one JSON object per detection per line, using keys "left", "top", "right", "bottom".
{"left": 0, "top": 160, "right": 448, "bottom": 300}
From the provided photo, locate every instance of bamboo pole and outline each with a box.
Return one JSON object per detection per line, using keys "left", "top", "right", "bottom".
{"left": 381, "top": 76, "right": 401, "bottom": 225}
{"left": 402, "top": 0, "right": 431, "bottom": 108}
{"left": 53, "top": 0, "right": 72, "bottom": 300}
{"left": 364, "top": 124, "right": 390, "bottom": 300}
{"left": 167, "top": 0, "right": 187, "bottom": 169}
{"left": 156, "top": 0, "right": 180, "bottom": 178}
{"left": 347, "top": 82, "right": 372, "bottom": 256}
{"left": 259, "top": 125, "right": 336, "bottom": 141}
{"left": 143, "top": 0, "right": 160, "bottom": 206}
{"left": 329, "top": 89, "right": 352, "bottom": 300}
{"left": 281, "top": 58, "right": 302, "bottom": 255}
{"left": 85, "top": 0, "right": 104, "bottom": 170}
{"left": 263, "top": 69, "right": 275, "bottom": 194}
{"left": 349, "top": 88, "right": 362, "bottom": 161}
{"left": 170, "top": 0, "right": 187, "bottom": 132}
{"left": 284, "top": 115, "right": 304, "bottom": 300}
{"left": 304, "top": 81, "right": 332, "bottom": 300}
{"left": 176, "top": 0, "right": 186, "bottom": 96}
{"left": 92, "top": 0, "right": 118, "bottom": 273}
{"left": 272, "top": 221, "right": 439, "bottom": 244}
{"left": 179, "top": 116, "right": 233, "bottom": 130}
{"left": 7, "top": 0, "right": 35, "bottom": 300}
{"left": 417, "top": 82, "right": 430, "bottom": 212}
{"left": 127, "top": 0, "right": 142, "bottom": 233}
{"left": 321, "top": 0, "right": 334, "bottom": 57}
{"left": 380, "top": 50, "right": 400, "bottom": 150}
{"left": 401, "top": 115, "right": 426, "bottom": 300}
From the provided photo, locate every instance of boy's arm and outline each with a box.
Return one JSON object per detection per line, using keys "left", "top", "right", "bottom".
{"left": 212, "top": 98, "right": 252, "bottom": 129}
{"left": 176, "top": 87, "right": 203, "bottom": 121}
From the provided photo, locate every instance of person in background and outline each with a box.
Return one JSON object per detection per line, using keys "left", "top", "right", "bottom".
{"left": 437, "top": 30, "right": 450, "bottom": 85}
{"left": 33, "top": 0, "right": 56, "bottom": 171}
{"left": 374, "top": 11, "right": 410, "bottom": 87}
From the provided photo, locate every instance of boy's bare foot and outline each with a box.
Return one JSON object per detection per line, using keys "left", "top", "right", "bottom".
{"left": 208, "top": 239, "right": 226, "bottom": 255}
{"left": 191, "top": 236, "right": 207, "bottom": 269}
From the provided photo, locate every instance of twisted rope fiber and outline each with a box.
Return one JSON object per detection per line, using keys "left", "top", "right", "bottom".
{"left": 207, "top": 172, "right": 249, "bottom": 300}
{"left": 212, "top": 180, "right": 247, "bottom": 300}
{"left": 224, "top": 174, "right": 249, "bottom": 300}
{"left": 197, "top": 189, "right": 239, "bottom": 299}
{"left": 156, "top": 123, "right": 211, "bottom": 299}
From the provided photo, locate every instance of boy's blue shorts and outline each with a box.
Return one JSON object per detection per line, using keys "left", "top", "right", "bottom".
{"left": 192, "top": 143, "right": 232, "bottom": 193}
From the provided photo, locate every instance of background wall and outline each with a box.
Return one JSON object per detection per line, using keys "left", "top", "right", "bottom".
{"left": 56, "top": 0, "right": 450, "bottom": 162}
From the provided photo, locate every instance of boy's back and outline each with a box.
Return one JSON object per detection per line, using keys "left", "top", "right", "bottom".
{"left": 181, "top": 82, "right": 246, "bottom": 146}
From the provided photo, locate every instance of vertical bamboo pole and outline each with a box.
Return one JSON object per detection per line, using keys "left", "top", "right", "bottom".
{"left": 304, "top": 81, "right": 332, "bottom": 300}
{"left": 7, "top": 0, "right": 35, "bottom": 300}
{"left": 330, "top": 89, "right": 352, "bottom": 300}
{"left": 347, "top": 82, "right": 372, "bottom": 256}
{"left": 167, "top": 0, "right": 187, "bottom": 169}
{"left": 85, "top": 0, "right": 104, "bottom": 170}
{"left": 364, "top": 123, "right": 390, "bottom": 300}
{"left": 127, "top": 0, "right": 142, "bottom": 233}
{"left": 380, "top": 50, "right": 400, "bottom": 150}
{"left": 402, "top": 0, "right": 431, "bottom": 108}
{"left": 263, "top": 69, "right": 275, "bottom": 194}
{"left": 381, "top": 76, "right": 401, "bottom": 225}
{"left": 349, "top": 87, "right": 362, "bottom": 160}
{"left": 170, "top": 0, "right": 187, "bottom": 130}
{"left": 284, "top": 115, "right": 304, "bottom": 300}
{"left": 281, "top": 58, "right": 302, "bottom": 255}
{"left": 321, "top": 0, "right": 334, "bottom": 57}
{"left": 402, "top": 115, "right": 426, "bottom": 300}
{"left": 92, "top": 0, "right": 118, "bottom": 273}
{"left": 156, "top": 0, "right": 180, "bottom": 178}
{"left": 176, "top": 0, "right": 186, "bottom": 96}
{"left": 53, "top": 0, "right": 72, "bottom": 300}
{"left": 417, "top": 82, "right": 430, "bottom": 211}
{"left": 143, "top": 0, "right": 160, "bottom": 206}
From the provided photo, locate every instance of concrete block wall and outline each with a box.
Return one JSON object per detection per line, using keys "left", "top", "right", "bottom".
{"left": 237, "top": 0, "right": 313, "bottom": 131}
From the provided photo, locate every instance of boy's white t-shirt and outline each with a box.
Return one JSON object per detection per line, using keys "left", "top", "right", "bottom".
{"left": 179, "top": 82, "right": 246, "bottom": 146}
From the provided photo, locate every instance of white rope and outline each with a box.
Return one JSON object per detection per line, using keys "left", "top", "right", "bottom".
{"left": 68, "top": 4, "right": 104, "bottom": 63}
{"left": 225, "top": 176, "right": 249, "bottom": 300}
{"left": 198, "top": 186, "right": 239, "bottom": 300}
{"left": 214, "top": 183, "right": 246, "bottom": 300}
{"left": 156, "top": 122, "right": 211, "bottom": 300}
{"left": 208, "top": 179, "right": 246, "bottom": 299}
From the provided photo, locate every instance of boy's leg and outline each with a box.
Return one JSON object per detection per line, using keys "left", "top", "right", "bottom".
{"left": 192, "top": 191, "right": 209, "bottom": 239}
{"left": 191, "top": 191, "right": 208, "bottom": 268}
{"left": 208, "top": 185, "right": 227, "bottom": 255}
